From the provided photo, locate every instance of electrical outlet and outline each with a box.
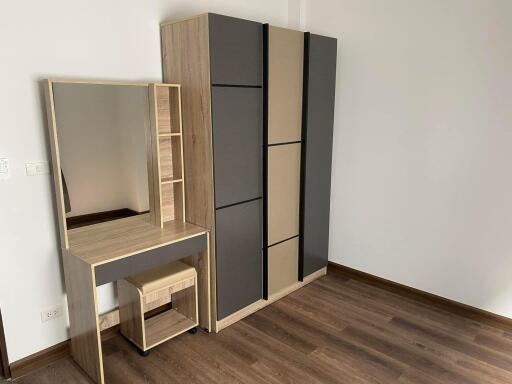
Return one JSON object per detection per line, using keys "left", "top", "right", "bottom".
{"left": 25, "top": 161, "right": 50, "bottom": 176}
{"left": 0, "top": 158, "right": 9, "bottom": 180}
{"left": 41, "top": 305, "right": 63, "bottom": 323}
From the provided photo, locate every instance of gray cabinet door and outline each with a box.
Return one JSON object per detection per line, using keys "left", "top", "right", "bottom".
{"left": 216, "top": 200, "right": 262, "bottom": 319}
{"left": 208, "top": 13, "right": 262, "bottom": 86}
{"left": 212, "top": 86, "right": 262, "bottom": 208}
{"left": 302, "top": 34, "right": 337, "bottom": 278}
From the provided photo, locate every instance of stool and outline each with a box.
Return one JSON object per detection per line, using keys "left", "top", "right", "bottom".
{"left": 118, "top": 261, "right": 198, "bottom": 355}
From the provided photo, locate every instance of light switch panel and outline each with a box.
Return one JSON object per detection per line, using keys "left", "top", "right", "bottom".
{"left": 25, "top": 161, "right": 50, "bottom": 176}
{"left": 0, "top": 158, "right": 9, "bottom": 180}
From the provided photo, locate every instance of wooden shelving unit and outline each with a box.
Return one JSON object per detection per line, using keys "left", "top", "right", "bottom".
{"left": 149, "top": 84, "right": 186, "bottom": 226}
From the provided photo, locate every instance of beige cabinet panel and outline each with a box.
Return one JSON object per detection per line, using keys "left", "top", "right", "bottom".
{"left": 268, "top": 144, "right": 301, "bottom": 245}
{"left": 268, "top": 26, "right": 304, "bottom": 144}
{"left": 268, "top": 238, "right": 299, "bottom": 295}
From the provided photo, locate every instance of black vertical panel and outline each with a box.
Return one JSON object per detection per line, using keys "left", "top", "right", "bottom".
{"left": 209, "top": 13, "right": 263, "bottom": 86}
{"left": 298, "top": 32, "right": 309, "bottom": 282}
{"left": 212, "top": 87, "right": 262, "bottom": 208}
{"left": 262, "top": 23, "right": 269, "bottom": 299}
{"left": 216, "top": 200, "right": 263, "bottom": 319}
{"left": 301, "top": 34, "right": 337, "bottom": 278}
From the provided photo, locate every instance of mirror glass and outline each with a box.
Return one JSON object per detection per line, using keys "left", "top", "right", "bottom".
{"left": 52, "top": 83, "right": 150, "bottom": 229}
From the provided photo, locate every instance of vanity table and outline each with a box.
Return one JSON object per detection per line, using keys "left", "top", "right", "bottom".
{"left": 64, "top": 215, "right": 209, "bottom": 384}
{"left": 44, "top": 80, "right": 211, "bottom": 384}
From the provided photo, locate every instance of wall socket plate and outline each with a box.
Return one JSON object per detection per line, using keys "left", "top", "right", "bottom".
{"left": 0, "top": 158, "right": 9, "bottom": 180}
{"left": 41, "top": 305, "right": 63, "bottom": 323}
{"left": 26, "top": 161, "right": 50, "bottom": 176}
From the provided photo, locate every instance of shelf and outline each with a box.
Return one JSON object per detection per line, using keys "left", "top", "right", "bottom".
{"left": 145, "top": 309, "right": 197, "bottom": 349}
{"left": 161, "top": 178, "right": 183, "bottom": 184}
{"left": 156, "top": 86, "right": 181, "bottom": 135}
{"left": 159, "top": 133, "right": 181, "bottom": 138}
{"left": 161, "top": 182, "right": 184, "bottom": 221}
{"left": 159, "top": 136, "right": 183, "bottom": 180}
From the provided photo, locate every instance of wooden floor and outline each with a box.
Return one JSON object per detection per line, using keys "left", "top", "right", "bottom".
{"left": 10, "top": 268, "right": 512, "bottom": 384}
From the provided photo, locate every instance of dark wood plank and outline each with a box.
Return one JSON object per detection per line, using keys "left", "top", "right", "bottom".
{"left": 9, "top": 341, "right": 70, "bottom": 380}
{"left": 329, "top": 262, "right": 512, "bottom": 333}
{"left": 390, "top": 317, "right": 512, "bottom": 372}
{"left": 474, "top": 332, "right": 512, "bottom": 356}
{"left": 12, "top": 266, "right": 512, "bottom": 384}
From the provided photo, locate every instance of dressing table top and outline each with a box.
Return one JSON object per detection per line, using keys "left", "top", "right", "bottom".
{"left": 67, "top": 214, "right": 207, "bottom": 266}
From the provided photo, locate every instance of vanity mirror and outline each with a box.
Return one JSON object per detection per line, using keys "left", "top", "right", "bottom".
{"left": 52, "top": 82, "right": 150, "bottom": 229}
{"left": 46, "top": 80, "right": 186, "bottom": 248}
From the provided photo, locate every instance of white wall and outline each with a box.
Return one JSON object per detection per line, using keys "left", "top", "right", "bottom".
{"left": 304, "top": 0, "right": 512, "bottom": 318}
{"left": 0, "top": 0, "right": 294, "bottom": 363}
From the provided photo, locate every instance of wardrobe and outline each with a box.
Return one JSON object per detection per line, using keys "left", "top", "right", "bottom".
{"left": 160, "top": 13, "right": 336, "bottom": 330}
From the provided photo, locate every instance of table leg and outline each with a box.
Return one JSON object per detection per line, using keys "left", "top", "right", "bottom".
{"left": 63, "top": 254, "right": 104, "bottom": 384}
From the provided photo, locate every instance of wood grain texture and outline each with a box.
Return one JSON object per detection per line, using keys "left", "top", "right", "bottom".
{"left": 62, "top": 253, "right": 104, "bottom": 384}
{"left": 159, "top": 137, "right": 175, "bottom": 180}
{"left": 167, "top": 86, "right": 182, "bottom": 134}
{"left": 147, "top": 84, "right": 162, "bottom": 227}
{"left": 267, "top": 26, "right": 304, "bottom": 144}
{"left": 173, "top": 181, "right": 185, "bottom": 222}
{"left": 156, "top": 86, "right": 171, "bottom": 133}
{"left": 180, "top": 232, "right": 211, "bottom": 331}
{"left": 161, "top": 183, "right": 175, "bottom": 222}
{"left": 17, "top": 265, "right": 512, "bottom": 384}
{"left": 98, "top": 309, "right": 120, "bottom": 332}
{"left": 268, "top": 238, "right": 299, "bottom": 295}
{"left": 142, "top": 278, "right": 194, "bottom": 307}
{"left": 150, "top": 84, "right": 186, "bottom": 227}
{"left": 172, "top": 281, "right": 199, "bottom": 324}
{"left": 161, "top": 14, "right": 218, "bottom": 326}
{"left": 215, "top": 268, "right": 326, "bottom": 332}
{"left": 8, "top": 341, "right": 69, "bottom": 380}
{"left": 155, "top": 85, "right": 185, "bottom": 225}
{"left": 175, "top": 85, "right": 187, "bottom": 221}
{"left": 118, "top": 280, "right": 145, "bottom": 351}
{"left": 66, "top": 214, "right": 206, "bottom": 266}
{"left": 268, "top": 144, "right": 301, "bottom": 245}
{"left": 144, "top": 310, "right": 196, "bottom": 349}
{"left": 329, "top": 261, "right": 512, "bottom": 334}
{"left": 47, "top": 79, "right": 159, "bottom": 87}
{"left": 44, "top": 80, "right": 69, "bottom": 249}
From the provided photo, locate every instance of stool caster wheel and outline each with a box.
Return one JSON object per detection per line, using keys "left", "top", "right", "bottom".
{"left": 188, "top": 327, "right": 198, "bottom": 335}
{"left": 140, "top": 349, "right": 151, "bottom": 357}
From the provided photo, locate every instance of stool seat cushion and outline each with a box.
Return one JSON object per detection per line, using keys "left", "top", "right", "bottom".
{"left": 126, "top": 261, "right": 196, "bottom": 294}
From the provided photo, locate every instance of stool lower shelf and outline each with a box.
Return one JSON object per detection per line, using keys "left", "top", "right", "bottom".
{"left": 145, "top": 309, "right": 196, "bottom": 349}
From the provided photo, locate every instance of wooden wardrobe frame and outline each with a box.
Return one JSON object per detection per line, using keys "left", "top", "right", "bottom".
{"left": 161, "top": 14, "right": 328, "bottom": 332}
